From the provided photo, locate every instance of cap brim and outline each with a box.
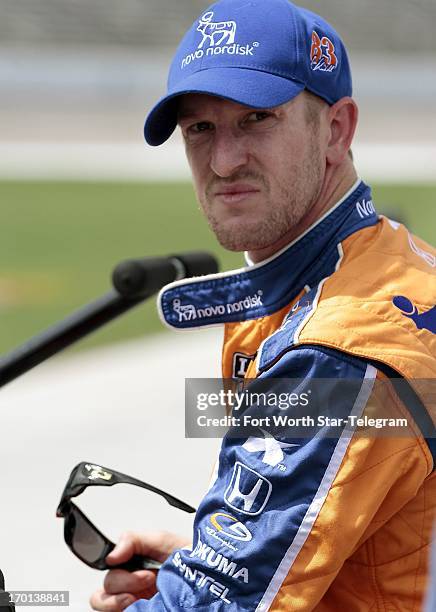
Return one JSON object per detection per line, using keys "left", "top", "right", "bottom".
{"left": 144, "top": 67, "right": 305, "bottom": 146}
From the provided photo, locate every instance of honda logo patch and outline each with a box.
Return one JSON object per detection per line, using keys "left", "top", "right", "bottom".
{"left": 224, "top": 462, "right": 272, "bottom": 516}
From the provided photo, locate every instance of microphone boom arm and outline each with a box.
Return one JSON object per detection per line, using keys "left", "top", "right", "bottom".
{"left": 0, "top": 252, "right": 218, "bottom": 388}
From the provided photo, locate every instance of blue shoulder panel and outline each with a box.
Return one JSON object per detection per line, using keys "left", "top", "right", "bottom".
{"left": 257, "top": 284, "right": 320, "bottom": 372}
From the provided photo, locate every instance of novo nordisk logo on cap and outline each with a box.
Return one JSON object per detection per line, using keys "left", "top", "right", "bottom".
{"left": 181, "top": 12, "right": 260, "bottom": 69}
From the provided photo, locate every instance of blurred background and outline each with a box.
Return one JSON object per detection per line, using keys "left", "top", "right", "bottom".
{"left": 1, "top": 0, "right": 435, "bottom": 353}
{"left": 0, "top": 1, "right": 435, "bottom": 609}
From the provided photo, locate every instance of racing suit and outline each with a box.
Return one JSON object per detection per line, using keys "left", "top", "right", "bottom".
{"left": 129, "top": 179, "right": 435, "bottom": 611}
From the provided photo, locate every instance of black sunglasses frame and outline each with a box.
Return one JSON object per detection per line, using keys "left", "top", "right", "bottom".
{"left": 57, "top": 462, "right": 196, "bottom": 572}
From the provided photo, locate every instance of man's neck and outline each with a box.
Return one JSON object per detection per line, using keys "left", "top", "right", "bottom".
{"left": 247, "top": 164, "right": 359, "bottom": 264}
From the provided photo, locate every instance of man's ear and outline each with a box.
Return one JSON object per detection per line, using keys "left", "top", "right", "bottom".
{"left": 326, "top": 97, "right": 358, "bottom": 166}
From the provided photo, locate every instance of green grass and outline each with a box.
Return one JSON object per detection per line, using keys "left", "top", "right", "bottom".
{"left": 1, "top": 180, "right": 435, "bottom": 356}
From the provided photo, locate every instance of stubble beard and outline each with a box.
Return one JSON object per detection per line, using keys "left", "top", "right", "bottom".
{"left": 200, "top": 137, "right": 323, "bottom": 252}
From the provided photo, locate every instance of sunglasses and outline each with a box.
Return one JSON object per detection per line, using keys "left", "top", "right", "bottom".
{"left": 56, "top": 461, "right": 196, "bottom": 572}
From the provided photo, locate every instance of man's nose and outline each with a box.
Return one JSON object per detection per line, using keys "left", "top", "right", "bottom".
{"left": 209, "top": 129, "right": 249, "bottom": 177}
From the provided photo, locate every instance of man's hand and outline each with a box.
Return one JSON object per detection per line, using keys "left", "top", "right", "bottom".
{"left": 89, "top": 530, "right": 190, "bottom": 611}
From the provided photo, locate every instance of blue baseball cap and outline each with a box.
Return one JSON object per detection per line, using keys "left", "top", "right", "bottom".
{"left": 144, "top": 0, "right": 352, "bottom": 146}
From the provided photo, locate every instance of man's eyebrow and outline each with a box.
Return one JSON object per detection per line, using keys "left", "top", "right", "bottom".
{"left": 177, "top": 109, "right": 201, "bottom": 121}
{"left": 177, "top": 105, "right": 281, "bottom": 122}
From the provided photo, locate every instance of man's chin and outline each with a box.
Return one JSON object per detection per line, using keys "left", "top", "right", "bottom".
{"left": 214, "top": 231, "right": 275, "bottom": 253}
{"left": 207, "top": 214, "right": 289, "bottom": 252}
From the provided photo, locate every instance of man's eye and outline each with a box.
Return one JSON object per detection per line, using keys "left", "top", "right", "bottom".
{"left": 245, "top": 111, "right": 271, "bottom": 123}
{"left": 189, "top": 121, "right": 213, "bottom": 133}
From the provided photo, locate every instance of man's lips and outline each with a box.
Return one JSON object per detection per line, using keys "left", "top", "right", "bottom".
{"left": 213, "top": 183, "right": 260, "bottom": 203}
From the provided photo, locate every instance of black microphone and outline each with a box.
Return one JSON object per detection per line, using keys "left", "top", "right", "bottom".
{"left": 112, "top": 252, "right": 219, "bottom": 298}
{"left": 0, "top": 252, "right": 219, "bottom": 388}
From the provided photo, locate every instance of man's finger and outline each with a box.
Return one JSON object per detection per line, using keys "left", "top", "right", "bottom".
{"left": 106, "top": 532, "right": 139, "bottom": 564}
{"left": 106, "top": 530, "right": 187, "bottom": 565}
{"left": 89, "top": 588, "right": 136, "bottom": 611}
{"left": 104, "top": 569, "right": 156, "bottom": 595}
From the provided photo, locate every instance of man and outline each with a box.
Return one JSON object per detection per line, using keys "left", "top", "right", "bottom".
{"left": 91, "top": 0, "right": 435, "bottom": 610}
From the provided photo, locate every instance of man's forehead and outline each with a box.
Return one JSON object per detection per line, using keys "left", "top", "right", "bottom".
{"left": 178, "top": 94, "right": 254, "bottom": 118}
{"left": 177, "top": 93, "right": 295, "bottom": 119}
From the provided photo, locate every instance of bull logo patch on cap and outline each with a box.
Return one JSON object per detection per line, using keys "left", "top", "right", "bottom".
{"left": 310, "top": 31, "right": 338, "bottom": 72}
{"left": 197, "top": 12, "right": 237, "bottom": 49}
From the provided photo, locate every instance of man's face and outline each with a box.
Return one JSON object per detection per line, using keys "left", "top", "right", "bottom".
{"left": 178, "top": 92, "right": 326, "bottom": 253}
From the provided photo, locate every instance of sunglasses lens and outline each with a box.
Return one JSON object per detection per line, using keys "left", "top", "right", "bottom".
{"left": 67, "top": 506, "right": 108, "bottom": 565}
